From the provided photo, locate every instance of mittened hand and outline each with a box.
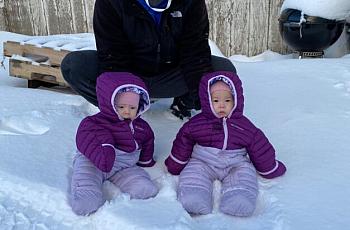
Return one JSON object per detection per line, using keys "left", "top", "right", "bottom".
{"left": 99, "top": 145, "right": 116, "bottom": 173}
{"left": 165, "top": 156, "right": 185, "bottom": 175}
{"left": 260, "top": 160, "right": 286, "bottom": 179}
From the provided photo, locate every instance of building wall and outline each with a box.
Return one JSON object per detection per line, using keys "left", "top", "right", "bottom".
{"left": 0, "top": 0, "right": 289, "bottom": 56}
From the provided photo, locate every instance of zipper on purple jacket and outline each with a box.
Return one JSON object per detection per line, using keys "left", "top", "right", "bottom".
{"left": 222, "top": 118, "right": 228, "bottom": 150}
{"left": 129, "top": 121, "right": 139, "bottom": 151}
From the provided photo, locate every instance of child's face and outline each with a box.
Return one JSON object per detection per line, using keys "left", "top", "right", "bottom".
{"left": 211, "top": 90, "right": 234, "bottom": 118}
{"left": 116, "top": 104, "right": 138, "bottom": 119}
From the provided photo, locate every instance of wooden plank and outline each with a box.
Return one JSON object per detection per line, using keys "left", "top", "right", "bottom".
{"left": 0, "top": 0, "right": 7, "bottom": 31}
{"left": 268, "top": 0, "right": 290, "bottom": 54}
{"left": 43, "top": 0, "right": 60, "bottom": 34}
{"left": 3, "top": 0, "right": 34, "bottom": 35}
{"left": 207, "top": 0, "right": 228, "bottom": 55}
{"left": 71, "top": 0, "right": 88, "bottom": 33}
{"left": 4, "top": 41, "right": 70, "bottom": 66}
{"left": 207, "top": 0, "right": 250, "bottom": 57}
{"left": 228, "top": 0, "right": 250, "bottom": 56}
{"left": 9, "top": 59, "right": 67, "bottom": 86}
{"left": 42, "top": 0, "right": 75, "bottom": 34}
{"left": 207, "top": 0, "right": 287, "bottom": 56}
{"left": 247, "top": 0, "right": 269, "bottom": 56}
{"left": 0, "top": 11, "right": 7, "bottom": 31}
{"left": 83, "top": 0, "right": 95, "bottom": 32}
{"left": 206, "top": 0, "right": 218, "bottom": 52}
{"left": 55, "top": 0, "right": 74, "bottom": 34}
{"left": 27, "top": 0, "right": 49, "bottom": 35}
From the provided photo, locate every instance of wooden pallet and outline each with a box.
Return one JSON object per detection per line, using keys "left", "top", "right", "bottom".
{"left": 4, "top": 41, "right": 71, "bottom": 88}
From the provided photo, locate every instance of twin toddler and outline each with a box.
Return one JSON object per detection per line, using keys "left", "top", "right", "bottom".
{"left": 70, "top": 71, "right": 286, "bottom": 216}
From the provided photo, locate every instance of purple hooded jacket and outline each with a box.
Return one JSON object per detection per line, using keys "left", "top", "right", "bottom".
{"left": 165, "top": 71, "right": 286, "bottom": 179}
{"left": 76, "top": 72, "right": 155, "bottom": 173}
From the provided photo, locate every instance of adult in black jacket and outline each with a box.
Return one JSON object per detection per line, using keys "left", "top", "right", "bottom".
{"left": 61, "top": 0, "right": 236, "bottom": 119}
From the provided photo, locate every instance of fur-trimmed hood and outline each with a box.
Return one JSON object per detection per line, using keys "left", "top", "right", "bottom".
{"left": 199, "top": 71, "right": 244, "bottom": 119}
{"left": 96, "top": 72, "right": 150, "bottom": 120}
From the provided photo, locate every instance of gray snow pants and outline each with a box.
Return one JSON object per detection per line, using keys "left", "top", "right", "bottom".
{"left": 177, "top": 145, "right": 258, "bottom": 216}
{"left": 70, "top": 149, "right": 158, "bottom": 215}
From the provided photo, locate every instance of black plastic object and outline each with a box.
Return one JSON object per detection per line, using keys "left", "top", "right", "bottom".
{"left": 279, "top": 9, "right": 345, "bottom": 52}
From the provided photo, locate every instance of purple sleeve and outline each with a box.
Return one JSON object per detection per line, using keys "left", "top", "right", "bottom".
{"left": 247, "top": 129, "right": 286, "bottom": 179}
{"left": 165, "top": 122, "right": 195, "bottom": 175}
{"left": 137, "top": 123, "right": 156, "bottom": 167}
{"left": 76, "top": 117, "right": 116, "bottom": 172}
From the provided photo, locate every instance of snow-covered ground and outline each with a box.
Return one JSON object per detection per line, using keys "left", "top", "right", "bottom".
{"left": 1, "top": 30, "right": 350, "bottom": 230}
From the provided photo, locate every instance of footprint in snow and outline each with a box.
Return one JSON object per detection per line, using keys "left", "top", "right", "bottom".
{"left": 0, "top": 111, "right": 50, "bottom": 135}
{"left": 334, "top": 80, "right": 350, "bottom": 95}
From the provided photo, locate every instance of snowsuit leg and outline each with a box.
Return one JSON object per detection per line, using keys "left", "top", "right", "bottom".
{"left": 70, "top": 153, "right": 105, "bottom": 215}
{"left": 219, "top": 162, "right": 258, "bottom": 217}
{"left": 177, "top": 159, "right": 215, "bottom": 215}
{"left": 109, "top": 166, "right": 158, "bottom": 199}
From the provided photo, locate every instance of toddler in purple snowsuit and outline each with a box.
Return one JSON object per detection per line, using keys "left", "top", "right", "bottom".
{"left": 70, "top": 72, "right": 158, "bottom": 215}
{"left": 165, "top": 71, "right": 286, "bottom": 217}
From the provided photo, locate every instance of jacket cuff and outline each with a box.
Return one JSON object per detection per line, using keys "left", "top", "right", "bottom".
{"left": 137, "top": 159, "right": 156, "bottom": 167}
{"left": 258, "top": 160, "right": 286, "bottom": 179}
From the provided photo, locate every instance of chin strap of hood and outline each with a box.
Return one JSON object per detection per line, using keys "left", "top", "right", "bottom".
{"left": 144, "top": 0, "right": 172, "bottom": 12}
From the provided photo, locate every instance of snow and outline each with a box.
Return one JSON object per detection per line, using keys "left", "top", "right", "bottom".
{"left": 281, "top": 0, "right": 350, "bottom": 20}
{"left": 1, "top": 29, "right": 350, "bottom": 229}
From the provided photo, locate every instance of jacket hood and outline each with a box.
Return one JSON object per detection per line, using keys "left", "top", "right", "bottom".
{"left": 96, "top": 72, "right": 150, "bottom": 120}
{"left": 199, "top": 71, "right": 244, "bottom": 119}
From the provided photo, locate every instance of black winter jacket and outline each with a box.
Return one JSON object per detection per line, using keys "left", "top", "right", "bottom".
{"left": 93, "top": 0, "right": 213, "bottom": 91}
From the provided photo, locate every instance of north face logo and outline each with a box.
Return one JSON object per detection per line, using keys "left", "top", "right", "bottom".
{"left": 170, "top": 11, "right": 182, "bottom": 18}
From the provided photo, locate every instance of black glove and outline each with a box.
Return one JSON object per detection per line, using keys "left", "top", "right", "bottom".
{"left": 170, "top": 92, "right": 200, "bottom": 120}
{"left": 170, "top": 97, "right": 191, "bottom": 120}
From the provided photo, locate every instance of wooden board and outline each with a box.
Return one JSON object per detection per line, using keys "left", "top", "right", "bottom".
{"left": 3, "top": 40, "right": 73, "bottom": 87}
{"left": 205, "top": 0, "right": 289, "bottom": 56}
{"left": 268, "top": 0, "right": 289, "bottom": 54}
{"left": 3, "top": 0, "right": 34, "bottom": 35}
{"left": 248, "top": 0, "right": 269, "bottom": 56}
{"left": 3, "top": 41, "right": 69, "bottom": 66}
{"left": 0, "top": 0, "right": 6, "bottom": 31}
{"left": 2, "top": 34, "right": 96, "bottom": 88}
{"left": 9, "top": 59, "right": 67, "bottom": 86}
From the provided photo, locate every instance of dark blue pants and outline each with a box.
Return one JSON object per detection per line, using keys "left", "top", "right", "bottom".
{"left": 61, "top": 50, "right": 236, "bottom": 107}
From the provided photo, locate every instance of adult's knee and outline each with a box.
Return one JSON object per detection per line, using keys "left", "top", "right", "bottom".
{"left": 61, "top": 50, "right": 98, "bottom": 84}
{"left": 61, "top": 51, "right": 77, "bottom": 83}
{"left": 178, "top": 187, "right": 213, "bottom": 215}
{"left": 211, "top": 55, "right": 236, "bottom": 73}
